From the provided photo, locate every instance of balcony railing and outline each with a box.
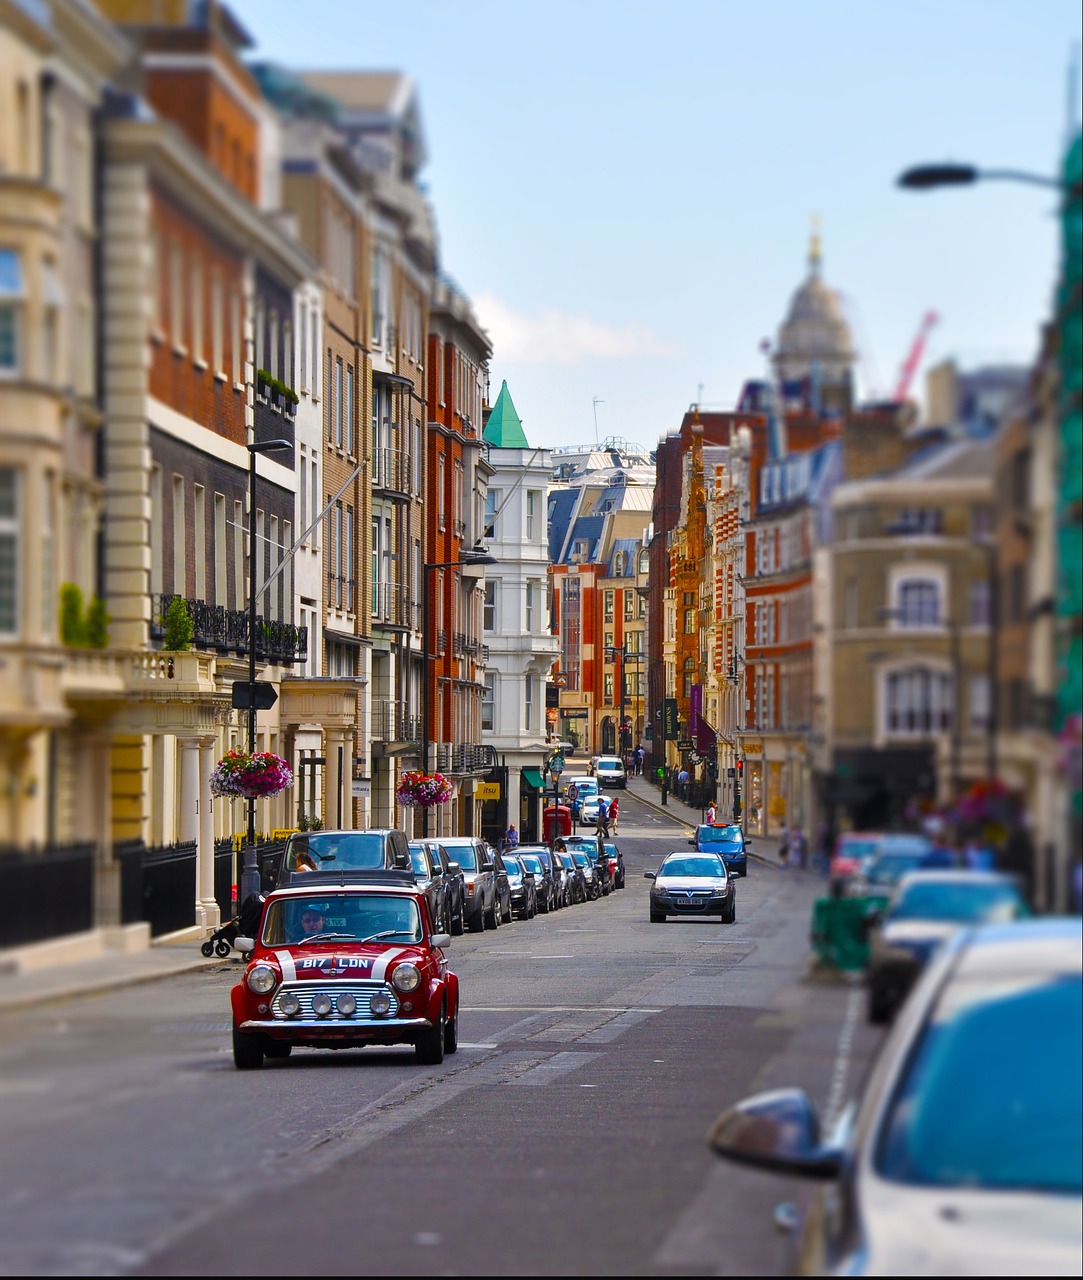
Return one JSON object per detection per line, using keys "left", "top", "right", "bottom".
{"left": 372, "top": 445, "right": 412, "bottom": 496}
{"left": 434, "top": 742, "right": 497, "bottom": 776}
{"left": 151, "top": 594, "right": 308, "bottom": 665}
{"left": 371, "top": 698, "right": 421, "bottom": 744}
{"left": 372, "top": 579, "right": 421, "bottom": 630}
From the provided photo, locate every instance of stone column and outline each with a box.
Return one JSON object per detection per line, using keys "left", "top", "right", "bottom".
{"left": 83, "top": 735, "right": 118, "bottom": 928}
{"left": 197, "top": 737, "right": 220, "bottom": 931}
{"left": 324, "top": 728, "right": 352, "bottom": 830}
{"left": 177, "top": 735, "right": 200, "bottom": 844}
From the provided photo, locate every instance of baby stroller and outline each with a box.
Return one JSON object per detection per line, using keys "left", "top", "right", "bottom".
{"left": 200, "top": 892, "right": 265, "bottom": 959}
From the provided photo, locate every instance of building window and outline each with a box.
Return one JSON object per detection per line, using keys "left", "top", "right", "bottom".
{"left": 484, "top": 489, "right": 499, "bottom": 539}
{"left": 525, "top": 674, "right": 535, "bottom": 732}
{"left": 482, "top": 673, "right": 495, "bottom": 732}
{"left": 345, "top": 364, "right": 354, "bottom": 454}
{"left": 526, "top": 490, "right": 539, "bottom": 540}
{"left": 0, "top": 249, "right": 25, "bottom": 372}
{"left": 334, "top": 358, "right": 344, "bottom": 447}
{"left": 525, "top": 580, "right": 535, "bottom": 632}
{"left": 604, "top": 590, "right": 614, "bottom": 622}
{"left": 0, "top": 468, "right": 17, "bottom": 634}
{"left": 604, "top": 672, "right": 614, "bottom": 702}
{"left": 969, "top": 674, "right": 991, "bottom": 730}
{"left": 893, "top": 508, "right": 942, "bottom": 535}
{"left": 895, "top": 578, "right": 940, "bottom": 627}
{"left": 969, "top": 578, "right": 991, "bottom": 626}
{"left": 371, "top": 246, "right": 385, "bottom": 347}
{"left": 885, "top": 667, "right": 953, "bottom": 734}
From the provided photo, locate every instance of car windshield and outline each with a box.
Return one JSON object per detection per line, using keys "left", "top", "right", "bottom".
{"left": 520, "top": 855, "right": 544, "bottom": 876}
{"left": 838, "top": 838, "right": 880, "bottom": 859}
{"left": 408, "top": 847, "right": 430, "bottom": 876}
{"left": 889, "top": 880, "right": 1029, "bottom": 924}
{"left": 660, "top": 856, "right": 725, "bottom": 878}
{"left": 286, "top": 831, "right": 392, "bottom": 873}
{"left": 698, "top": 825, "right": 743, "bottom": 846}
{"left": 867, "top": 853, "right": 926, "bottom": 886}
{"left": 442, "top": 841, "right": 478, "bottom": 870}
{"left": 571, "top": 851, "right": 591, "bottom": 867}
{"left": 261, "top": 894, "right": 422, "bottom": 946}
{"left": 876, "top": 972, "right": 1082, "bottom": 1193}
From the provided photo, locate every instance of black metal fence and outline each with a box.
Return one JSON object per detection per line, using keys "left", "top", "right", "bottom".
{"left": 0, "top": 843, "right": 96, "bottom": 948}
{"left": 1, "top": 837, "right": 287, "bottom": 950}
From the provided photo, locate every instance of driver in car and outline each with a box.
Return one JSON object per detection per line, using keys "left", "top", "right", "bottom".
{"left": 291, "top": 905, "right": 325, "bottom": 942}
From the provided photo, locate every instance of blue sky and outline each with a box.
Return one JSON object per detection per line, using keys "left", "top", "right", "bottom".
{"left": 230, "top": 0, "right": 1082, "bottom": 451}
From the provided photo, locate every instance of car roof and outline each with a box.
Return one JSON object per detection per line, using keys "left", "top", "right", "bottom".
{"left": 950, "top": 917, "right": 1082, "bottom": 980}
{"left": 266, "top": 877, "right": 421, "bottom": 901}
{"left": 596, "top": 756, "right": 624, "bottom": 765}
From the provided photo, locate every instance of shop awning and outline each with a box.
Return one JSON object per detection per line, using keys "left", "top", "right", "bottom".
{"left": 521, "top": 768, "right": 546, "bottom": 791}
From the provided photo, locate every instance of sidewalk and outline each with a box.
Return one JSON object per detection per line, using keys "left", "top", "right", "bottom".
{"left": 0, "top": 927, "right": 229, "bottom": 1015}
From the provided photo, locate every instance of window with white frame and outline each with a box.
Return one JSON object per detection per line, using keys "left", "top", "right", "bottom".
{"left": 884, "top": 667, "right": 953, "bottom": 734}
{"left": 371, "top": 246, "right": 386, "bottom": 347}
{"left": 484, "top": 489, "right": 499, "bottom": 539}
{"left": 525, "top": 580, "right": 536, "bottom": 632}
{"left": 604, "top": 590, "right": 614, "bottom": 622}
{"left": 345, "top": 364, "right": 354, "bottom": 454}
{"left": 525, "top": 674, "right": 535, "bottom": 731}
{"left": 526, "top": 490, "right": 539, "bottom": 540}
{"left": 0, "top": 249, "right": 25, "bottom": 373}
{"left": 969, "top": 674, "right": 991, "bottom": 730}
{"left": 482, "top": 673, "right": 495, "bottom": 731}
{"left": 895, "top": 577, "right": 941, "bottom": 627}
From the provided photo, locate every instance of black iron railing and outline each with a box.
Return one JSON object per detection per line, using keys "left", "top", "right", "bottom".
{"left": 151, "top": 594, "right": 308, "bottom": 665}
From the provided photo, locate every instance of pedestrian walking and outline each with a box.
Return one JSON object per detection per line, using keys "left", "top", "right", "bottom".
{"left": 503, "top": 823, "right": 519, "bottom": 850}
{"left": 705, "top": 801, "right": 717, "bottom": 825}
{"left": 594, "top": 794, "right": 611, "bottom": 838}
{"left": 677, "top": 765, "right": 689, "bottom": 799}
{"left": 609, "top": 795, "right": 619, "bottom": 834}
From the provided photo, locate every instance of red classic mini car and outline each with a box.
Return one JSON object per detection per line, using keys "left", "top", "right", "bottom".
{"left": 230, "top": 873, "right": 459, "bottom": 1069}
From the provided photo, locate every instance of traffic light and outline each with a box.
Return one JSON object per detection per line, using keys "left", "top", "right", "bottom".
{"left": 736, "top": 758, "right": 744, "bottom": 777}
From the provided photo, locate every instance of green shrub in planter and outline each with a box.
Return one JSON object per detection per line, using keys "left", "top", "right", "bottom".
{"left": 84, "top": 597, "right": 110, "bottom": 648}
{"left": 162, "top": 595, "right": 194, "bottom": 651}
{"left": 60, "top": 583, "right": 85, "bottom": 646}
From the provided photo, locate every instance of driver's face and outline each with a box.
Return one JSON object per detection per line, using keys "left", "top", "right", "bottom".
{"left": 300, "top": 913, "right": 323, "bottom": 931}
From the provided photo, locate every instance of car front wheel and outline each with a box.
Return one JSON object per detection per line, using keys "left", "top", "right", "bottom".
{"left": 650, "top": 908, "right": 666, "bottom": 923}
{"left": 232, "top": 1025, "right": 264, "bottom": 1070}
{"left": 416, "top": 1001, "right": 446, "bottom": 1065}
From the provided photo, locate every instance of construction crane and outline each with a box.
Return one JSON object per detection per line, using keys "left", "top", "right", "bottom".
{"left": 894, "top": 310, "right": 939, "bottom": 404}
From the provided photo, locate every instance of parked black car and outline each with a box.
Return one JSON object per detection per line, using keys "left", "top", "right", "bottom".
{"left": 503, "top": 852, "right": 538, "bottom": 920}
{"left": 570, "top": 848, "right": 602, "bottom": 900}
{"left": 517, "top": 845, "right": 558, "bottom": 912}
{"left": 408, "top": 839, "right": 465, "bottom": 936}
{"left": 556, "top": 847, "right": 587, "bottom": 904}
{"left": 273, "top": 828, "right": 412, "bottom": 889}
{"left": 439, "top": 836, "right": 499, "bottom": 932}
{"left": 488, "top": 843, "right": 514, "bottom": 925}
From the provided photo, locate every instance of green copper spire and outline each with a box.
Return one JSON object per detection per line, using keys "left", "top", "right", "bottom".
{"left": 484, "top": 380, "right": 529, "bottom": 448}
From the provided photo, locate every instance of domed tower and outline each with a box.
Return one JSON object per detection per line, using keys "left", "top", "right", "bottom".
{"left": 774, "top": 227, "right": 856, "bottom": 415}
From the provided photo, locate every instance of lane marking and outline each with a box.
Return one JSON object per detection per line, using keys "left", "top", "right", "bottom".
{"left": 824, "top": 984, "right": 862, "bottom": 1130}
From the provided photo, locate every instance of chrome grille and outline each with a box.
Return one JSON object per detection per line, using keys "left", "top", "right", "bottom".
{"left": 270, "top": 980, "right": 399, "bottom": 1020}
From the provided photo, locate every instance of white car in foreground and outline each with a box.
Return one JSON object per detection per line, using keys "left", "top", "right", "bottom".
{"left": 578, "top": 793, "right": 613, "bottom": 828}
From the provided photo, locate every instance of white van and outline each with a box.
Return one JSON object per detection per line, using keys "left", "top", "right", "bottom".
{"left": 594, "top": 755, "right": 627, "bottom": 790}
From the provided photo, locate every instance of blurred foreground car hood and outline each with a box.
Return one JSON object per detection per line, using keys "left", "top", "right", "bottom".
{"left": 855, "top": 1180, "right": 1082, "bottom": 1276}
{"left": 880, "top": 920, "right": 962, "bottom": 947}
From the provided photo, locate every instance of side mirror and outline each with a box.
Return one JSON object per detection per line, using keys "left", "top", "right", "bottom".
{"left": 431, "top": 932, "right": 451, "bottom": 949}
{"left": 688, "top": 838, "right": 695, "bottom": 846}
{"left": 448, "top": 861, "right": 461, "bottom": 874}
{"left": 234, "top": 936, "right": 255, "bottom": 953}
{"left": 644, "top": 872, "right": 656, "bottom": 881}
{"left": 708, "top": 1088, "right": 842, "bottom": 1180}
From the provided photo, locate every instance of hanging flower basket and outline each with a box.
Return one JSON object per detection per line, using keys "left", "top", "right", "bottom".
{"left": 396, "top": 770, "right": 453, "bottom": 808}
{"left": 210, "top": 749, "right": 294, "bottom": 799}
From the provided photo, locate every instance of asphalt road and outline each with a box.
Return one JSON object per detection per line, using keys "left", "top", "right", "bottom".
{"left": 0, "top": 791, "right": 885, "bottom": 1276}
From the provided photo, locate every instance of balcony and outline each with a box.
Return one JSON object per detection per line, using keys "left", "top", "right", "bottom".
{"left": 371, "top": 698, "right": 421, "bottom": 746}
{"left": 371, "top": 445, "right": 412, "bottom": 499}
{"left": 150, "top": 594, "right": 308, "bottom": 666}
{"left": 372, "top": 580, "right": 420, "bottom": 631}
{"left": 434, "top": 742, "right": 497, "bottom": 776}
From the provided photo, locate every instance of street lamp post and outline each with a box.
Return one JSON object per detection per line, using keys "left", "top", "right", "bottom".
{"left": 420, "top": 544, "right": 496, "bottom": 836}
{"left": 604, "top": 645, "right": 644, "bottom": 756}
{"left": 240, "top": 438, "right": 293, "bottom": 903}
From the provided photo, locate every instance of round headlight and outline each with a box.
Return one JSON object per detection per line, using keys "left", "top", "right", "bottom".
{"left": 247, "top": 964, "right": 278, "bottom": 995}
{"left": 370, "top": 990, "right": 391, "bottom": 1016}
{"left": 311, "top": 992, "right": 333, "bottom": 1017}
{"left": 336, "top": 993, "right": 357, "bottom": 1017}
{"left": 279, "top": 991, "right": 301, "bottom": 1016}
{"left": 391, "top": 962, "right": 421, "bottom": 994}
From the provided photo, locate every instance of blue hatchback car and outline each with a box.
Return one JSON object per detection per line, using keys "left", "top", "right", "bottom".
{"left": 690, "top": 823, "right": 748, "bottom": 876}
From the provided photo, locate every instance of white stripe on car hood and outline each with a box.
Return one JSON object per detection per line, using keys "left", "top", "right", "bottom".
{"left": 275, "top": 950, "right": 297, "bottom": 981}
{"left": 370, "top": 946, "right": 408, "bottom": 982}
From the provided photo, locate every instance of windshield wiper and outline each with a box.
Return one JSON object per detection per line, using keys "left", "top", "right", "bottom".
{"left": 298, "top": 931, "right": 357, "bottom": 943}
{"left": 359, "top": 929, "right": 415, "bottom": 944}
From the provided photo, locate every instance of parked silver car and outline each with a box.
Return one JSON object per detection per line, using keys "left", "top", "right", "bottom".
{"left": 438, "top": 836, "right": 500, "bottom": 932}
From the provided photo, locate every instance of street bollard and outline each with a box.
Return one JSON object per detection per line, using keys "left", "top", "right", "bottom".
{"left": 660, "top": 781, "right": 668, "bottom": 806}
